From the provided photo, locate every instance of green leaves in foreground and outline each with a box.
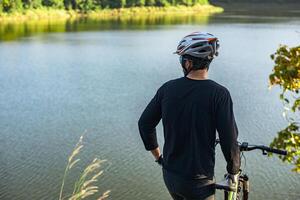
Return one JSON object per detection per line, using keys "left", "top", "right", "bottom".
{"left": 269, "top": 45, "right": 300, "bottom": 91}
{"left": 270, "top": 123, "right": 300, "bottom": 172}
{"left": 59, "top": 135, "right": 110, "bottom": 200}
{"left": 269, "top": 45, "right": 300, "bottom": 172}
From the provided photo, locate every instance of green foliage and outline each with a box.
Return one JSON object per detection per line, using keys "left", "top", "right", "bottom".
{"left": 269, "top": 45, "right": 300, "bottom": 91}
{"left": 136, "top": 0, "right": 145, "bottom": 6}
{"left": 155, "top": 0, "right": 170, "bottom": 6}
{"left": 42, "top": 0, "right": 64, "bottom": 8}
{"left": 77, "top": 0, "right": 96, "bottom": 11}
{"left": 108, "top": 0, "right": 126, "bottom": 8}
{"left": 126, "top": 0, "right": 135, "bottom": 7}
{"left": 145, "top": 0, "right": 155, "bottom": 6}
{"left": 182, "top": 0, "right": 193, "bottom": 6}
{"left": 63, "top": 0, "right": 71, "bottom": 9}
{"left": 270, "top": 123, "right": 300, "bottom": 172}
{"left": 193, "top": 0, "right": 208, "bottom": 5}
{"left": 269, "top": 45, "right": 300, "bottom": 172}
{"left": 22, "top": 0, "right": 42, "bottom": 8}
{"left": 1, "top": 0, "right": 23, "bottom": 12}
{"left": 0, "top": 0, "right": 211, "bottom": 12}
{"left": 97, "top": 0, "right": 108, "bottom": 8}
{"left": 63, "top": 0, "right": 77, "bottom": 10}
{"left": 121, "top": 0, "right": 126, "bottom": 7}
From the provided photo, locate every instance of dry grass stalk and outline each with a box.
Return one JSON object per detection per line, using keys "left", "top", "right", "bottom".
{"left": 59, "top": 135, "right": 110, "bottom": 200}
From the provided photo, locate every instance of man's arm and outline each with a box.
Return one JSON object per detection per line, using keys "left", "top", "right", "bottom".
{"left": 216, "top": 89, "right": 240, "bottom": 175}
{"left": 138, "top": 89, "right": 163, "bottom": 160}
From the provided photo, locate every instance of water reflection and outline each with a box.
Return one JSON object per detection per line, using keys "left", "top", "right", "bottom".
{"left": 0, "top": 14, "right": 212, "bottom": 41}
{"left": 1, "top": 11, "right": 299, "bottom": 42}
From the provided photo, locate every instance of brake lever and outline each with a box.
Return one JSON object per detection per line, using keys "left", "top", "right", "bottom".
{"left": 262, "top": 150, "right": 267, "bottom": 155}
{"left": 240, "top": 142, "right": 248, "bottom": 151}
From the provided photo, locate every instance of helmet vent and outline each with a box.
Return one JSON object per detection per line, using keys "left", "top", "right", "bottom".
{"left": 192, "top": 38, "right": 205, "bottom": 40}
{"left": 178, "top": 46, "right": 185, "bottom": 50}
{"left": 191, "top": 44, "right": 204, "bottom": 48}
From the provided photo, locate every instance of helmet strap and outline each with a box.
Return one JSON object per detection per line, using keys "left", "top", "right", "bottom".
{"left": 180, "top": 57, "right": 192, "bottom": 76}
{"left": 182, "top": 67, "right": 192, "bottom": 76}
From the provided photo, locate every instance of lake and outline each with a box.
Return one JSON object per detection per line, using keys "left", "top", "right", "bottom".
{"left": 0, "top": 10, "right": 300, "bottom": 200}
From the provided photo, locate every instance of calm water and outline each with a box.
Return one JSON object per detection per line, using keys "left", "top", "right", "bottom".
{"left": 1, "top": 12, "right": 300, "bottom": 200}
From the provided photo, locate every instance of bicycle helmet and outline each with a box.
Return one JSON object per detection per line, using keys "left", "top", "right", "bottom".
{"left": 174, "top": 32, "right": 219, "bottom": 59}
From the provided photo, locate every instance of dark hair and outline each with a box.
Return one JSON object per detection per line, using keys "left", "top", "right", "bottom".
{"left": 183, "top": 54, "right": 212, "bottom": 70}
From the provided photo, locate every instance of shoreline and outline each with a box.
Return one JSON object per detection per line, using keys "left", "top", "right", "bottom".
{"left": 0, "top": 5, "right": 223, "bottom": 22}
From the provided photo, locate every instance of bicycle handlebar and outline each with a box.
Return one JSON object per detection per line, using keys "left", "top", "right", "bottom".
{"left": 215, "top": 140, "right": 287, "bottom": 156}
{"left": 263, "top": 146, "right": 287, "bottom": 155}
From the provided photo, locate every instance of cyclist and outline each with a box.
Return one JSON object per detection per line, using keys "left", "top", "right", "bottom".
{"left": 138, "top": 32, "right": 240, "bottom": 200}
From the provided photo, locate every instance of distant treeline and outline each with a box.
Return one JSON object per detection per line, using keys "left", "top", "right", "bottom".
{"left": 0, "top": 0, "right": 209, "bottom": 13}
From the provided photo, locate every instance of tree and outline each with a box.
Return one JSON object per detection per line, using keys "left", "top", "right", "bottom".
{"left": 15, "top": 0, "right": 22, "bottom": 9}
{"left": 126, "top": 0, "right": 135, "bottom": 7}
{"left": 145, "top": 0, "right": 155, "bottom": 6}
{"left": 99, "top": 0, "right": 109, "bottom": 8}
{"left": 269, "top": 45, "right": 300, "bottom": 172}
{"left": 1, "top": 0, "right": 22, "bottom": 12}
{"left": 169, "top": 0, "right": 176, "bottom": 6}
{"left": 62, "top": 0, "right": 78, "bottom": 10}
{"left": 77, "top": 0, "right": 97, "bottom": 11}
{"left": 121, "top": 0, "right": 126, "bottom": 7}
{"left": 155, "top": 0, "right": 170, "bottom": 6}
{"left": 108, "top": 0, "right": 126, "bottom": 8}
{"left": 136, "top": 0, "right": 145, "bottom": 6}
{"left": 42, "top": 0, "right": 64, "bottom": 8}
{"left": 181, "top": 0, "right": 193, "bottom": 6}
{"left": 174, "top": 0, "right": 186, "bottom": 5}
{"left": 22, "top": 0, "right": 43, "bottom": 8}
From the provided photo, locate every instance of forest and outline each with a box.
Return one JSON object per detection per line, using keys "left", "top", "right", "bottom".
{"left": 0, "top": 0, "right": 209, "bottom": 13}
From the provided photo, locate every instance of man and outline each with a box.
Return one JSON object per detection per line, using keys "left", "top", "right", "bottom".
{"left": 138, "top": 32, "right": 240, "bottom": 200}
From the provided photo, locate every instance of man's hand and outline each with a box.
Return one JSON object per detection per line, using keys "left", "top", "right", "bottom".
{"left": 155, "top": 155, "right": 163, "bottom": 166}
{"left": 150, "top": 147, "right": 161, "bottom": 160}
{"left": 150, "top": 147, "right": 163, "bottom": 166}
{"left": 225, "top": 173, "right": 239, "bottom": 191}
{"left": 216, "top": 173, "right": 239, "bottom": 192}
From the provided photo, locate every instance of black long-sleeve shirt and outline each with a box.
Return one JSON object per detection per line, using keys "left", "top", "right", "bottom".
{"left": 138, "top": 77, "right": 240, "bottom": 179}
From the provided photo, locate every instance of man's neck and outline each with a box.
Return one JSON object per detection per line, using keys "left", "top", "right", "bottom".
{"left": 186, "top": 69, "right": 208, "bottom": 80}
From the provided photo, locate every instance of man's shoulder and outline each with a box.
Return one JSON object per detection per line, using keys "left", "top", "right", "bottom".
{"left": 209, "top": 80, "right": 233, "bottom": 102}
{"left": 160, "top": 78, "right": 230, "bottom": 95}
{"left": 209, "top": 80, "right": 229, "bottom": 92}
{"left": 160, "top": 77, "right": 184, "bottom": 89}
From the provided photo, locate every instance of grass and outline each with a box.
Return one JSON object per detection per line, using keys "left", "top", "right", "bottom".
{"left": 59, "top": 135, "right": 110, "bottom": 200}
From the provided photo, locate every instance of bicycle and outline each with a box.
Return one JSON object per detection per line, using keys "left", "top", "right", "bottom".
{"left": 215, "top": 139, "right": 287, "bottom": 200}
